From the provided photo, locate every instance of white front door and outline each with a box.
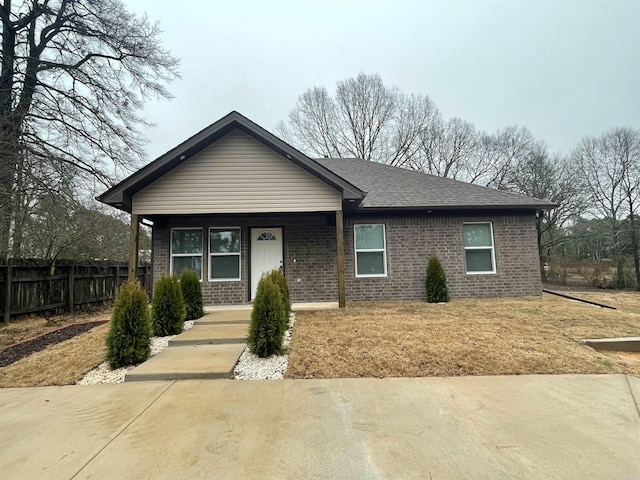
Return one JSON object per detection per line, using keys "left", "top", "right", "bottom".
{"left": 250, "top": 228, "right": 283, "bottom": 300}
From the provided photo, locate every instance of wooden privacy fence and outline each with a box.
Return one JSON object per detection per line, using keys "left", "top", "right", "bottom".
{"left": 0, "top": 261, "right": 152, "bottom": 323}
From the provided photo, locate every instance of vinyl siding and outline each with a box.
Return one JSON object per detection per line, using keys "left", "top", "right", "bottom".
{"left": 132, "top": 129, "right": 341, "bottom": 214}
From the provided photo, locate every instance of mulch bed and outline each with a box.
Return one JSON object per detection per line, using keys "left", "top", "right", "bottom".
{"left": 0, "top": 320, "right": 108, "bottom": 368}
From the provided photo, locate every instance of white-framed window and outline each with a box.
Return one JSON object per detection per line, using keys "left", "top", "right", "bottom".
{"left": 463, "top": 222, "right": 496, "bottom": 274}
{"left": 171, "top": 228, "right": 203, "bottom": 280}
{"left": 209, "top": 227, "right": 241, "bottom": 281}
{"left": 354, "top": 224, "right": 387, "bottom": 277}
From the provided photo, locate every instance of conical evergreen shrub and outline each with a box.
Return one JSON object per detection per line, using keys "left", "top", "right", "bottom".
{"left": 106, "top": 281, "right": 152, "bottom": 369}
{"left": 152, "top": 274, "right": 186, "bottom": 336}
{"left": 180, "top": 268, "right": 204, "bottom": 320}
{"left": 426, "top": 256, "right": 449, "bottom": 303}
{"left": 265, "top": 268, "right": 291, "bottom": 326}
{"left": 248, "top": 274, "right": 287, "bottom": 357}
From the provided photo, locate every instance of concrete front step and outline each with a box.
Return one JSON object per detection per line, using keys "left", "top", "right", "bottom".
{"left": 198, "top": 310, "right": 251, "bottom": 323}
{"left": 125, "top": 343, "right": 246, "bottom": 382}
{"left": 196, "top": 318, "right": 250, "bottom": 326}
{"left": 168, "top": 324, "right": 248, "bottom": 346}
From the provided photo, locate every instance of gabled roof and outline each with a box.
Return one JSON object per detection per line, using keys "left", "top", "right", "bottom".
{"left": 316, "top": 158, "right": 556, "bottom": 211}
{"left": 97, "top": 111, "right": 365, "bottom": 212}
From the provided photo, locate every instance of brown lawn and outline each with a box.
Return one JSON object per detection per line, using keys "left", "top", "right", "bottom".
{"left": 0, "top": 308, "right": 111, "bottom": 388}
{"left": 0, "top": 324, "right": 109, "bottom": 387}
{"left": 285, "top": 292, "right": 640, "bottom": 379}
{"left": 0, "top": 306, "right": 111, "bottom": 349}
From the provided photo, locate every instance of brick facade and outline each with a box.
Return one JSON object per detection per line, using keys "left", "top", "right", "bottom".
{"left": 152, "top": 214, "right": 337, "bottom": 304}
{"left": 344, "top": 214, "right": 541, "bottom": 301}
{"left": 152, "top": 212, "right": 541, "bottom": 305}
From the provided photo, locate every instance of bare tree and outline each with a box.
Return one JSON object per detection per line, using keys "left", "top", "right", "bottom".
{"left": 612, "top": 128, "right": 640, "bottom": 289}
{"left": 574, "top": 129, "right": 640, "bottom": 288}
{"left": 0, "top": 0, "right": 179, "bottom": 258}
{"left": 478, "top": 125, "right": 539, "bottom": 189}
{"left": 21, "top": 188, "right": 150, "bottom": 262}
{"left": 503, "top": 149, "right": 588, "bottom": 272}
{"left": 280, "top": 74, "right": 543, "bottom": 194}
{"left": 279, "top": 73, "right": 437, "bottom": 167}
{"left": 414, "top": 115, "right": 479, "bottom": 179}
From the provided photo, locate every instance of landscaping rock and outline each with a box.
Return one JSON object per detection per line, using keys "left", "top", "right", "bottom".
{"left": 77, "top": 320, "right": 194, "bottom": 385}
{"left": 234, "top": 314, "right": 294, "bottom": 380}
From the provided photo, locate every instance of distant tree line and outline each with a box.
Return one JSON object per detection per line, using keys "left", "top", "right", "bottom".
{"left": 279, "top": 73, "right": 640, "bottom": 289}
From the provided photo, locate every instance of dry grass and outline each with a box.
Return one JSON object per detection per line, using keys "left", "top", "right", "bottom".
{"left": 0, "top": 324, "right": 109, "bottom": 388}
{"left": 286, "top": 293, "right": 640, "bottom": 379}
{"left": 0, "top": 306, "right": 111, "bottom": 349}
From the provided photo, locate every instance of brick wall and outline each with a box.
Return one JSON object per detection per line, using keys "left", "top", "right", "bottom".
{"left": 152, "top": 212, "right": 541, "bottom": 305}
{"left": 152, "top": 214, "right": 337, "bottom": 304}
{"left": 344, "top": 214, "right": 542, "bottom": 301}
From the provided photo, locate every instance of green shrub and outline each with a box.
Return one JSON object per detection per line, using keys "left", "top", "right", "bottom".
{"left": 426, "top": 256, "right": 449, "bottom": 303}
{"left": 180, "top": 268, "right": 204, "bottom": 320}
{"left": 106, "top": 281, "right": 152, "bottom": 369}
{"left": 152, "top": 273, "right": 186, "bottom": 336}
{"left": 248, "top": 274, "right": 287, "bottom": 357}
{"left": 264, "top": 269, "right": 291, "bottom": 325}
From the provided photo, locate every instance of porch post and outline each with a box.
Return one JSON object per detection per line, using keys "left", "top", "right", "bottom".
{"left": 128, "top": 214, "right": 140, "bottom": 282}
{"left": 336, "top": 209, "right": 346, "bottom": 308}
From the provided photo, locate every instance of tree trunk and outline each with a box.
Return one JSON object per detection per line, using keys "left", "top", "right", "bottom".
{"left": 613, "top": 227, "right": 625, "bottom": 288}
{"left": 629, "top": 212, "right": 640, "bottom": 291}
{"left": 10, "top": 150, "right": 25, "bottom": 257}
{"left": 0, "top": 1, "right": 16, "bottom": 260}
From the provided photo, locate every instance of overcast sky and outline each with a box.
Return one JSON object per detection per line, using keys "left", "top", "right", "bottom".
{"left": 129, "top": 0, "right": 639, "bottom": 161}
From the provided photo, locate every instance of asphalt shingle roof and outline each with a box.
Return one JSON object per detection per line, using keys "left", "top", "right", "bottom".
{"left": 316, "top": 158, "right": 555, "bottom": 210}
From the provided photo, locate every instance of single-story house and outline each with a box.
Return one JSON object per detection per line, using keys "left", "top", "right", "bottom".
{"left": 98, "top": 111, "right": 555, "bottom": 307}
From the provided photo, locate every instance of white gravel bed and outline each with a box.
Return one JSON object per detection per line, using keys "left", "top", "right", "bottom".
{"left": 233, "top": 314, "right": 295, "bottom": 380}
{"left": 76, "top": 320, "right": 195, "bottom": 385}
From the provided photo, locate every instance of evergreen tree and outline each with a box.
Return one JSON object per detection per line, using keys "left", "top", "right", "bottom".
{"left": 426, "top": 257, "right": 449, "bottom": 303}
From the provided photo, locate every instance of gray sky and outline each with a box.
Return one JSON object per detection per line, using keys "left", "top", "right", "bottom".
{"left": 130, "top": 0, "right": 639, "bottom": 160}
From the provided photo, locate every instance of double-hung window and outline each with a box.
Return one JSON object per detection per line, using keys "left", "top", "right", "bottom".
{"left": 463, "top": 223, "right": 496, "bottom": 274}
{"left": 209, "top": 228, "right": 241, "bottom": 281}
{"left": 171, "top": 228, "right": 203, "bottom": 279}
{"left": 354, "top": 224, "right": 387, "bottom": 277}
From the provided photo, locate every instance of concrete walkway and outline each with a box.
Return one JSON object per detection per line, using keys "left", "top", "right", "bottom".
{"left": 125, "top": 310, "right": 250, "bottom": 382}
{"left": 124, "top": 303, "right": 337, "bottom": 382}
{"left": 1, "top": 375, "right": 639, "bottom": 479}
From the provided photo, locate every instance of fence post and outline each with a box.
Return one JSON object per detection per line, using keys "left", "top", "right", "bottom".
{"left": 68, "top": 265, "right": 75, "bottom": 313}
{"left": 4, "top": 265, "right": 12, "bottom": 324}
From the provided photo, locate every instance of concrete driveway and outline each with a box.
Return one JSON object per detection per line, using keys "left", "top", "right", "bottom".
{"left": 1, "top": 375, "right": 639, "bottom": 479}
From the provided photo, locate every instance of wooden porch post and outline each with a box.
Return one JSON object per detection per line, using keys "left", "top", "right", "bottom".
{"left": 128, "top": 214, "right": 140, "bottom": 283}
{"left": 336, "top": 209, "right": 346, "bottom": 308}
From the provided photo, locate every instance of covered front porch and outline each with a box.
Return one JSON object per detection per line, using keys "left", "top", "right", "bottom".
{"left": 127, "top": 211, "right": 346, "bottom": 307}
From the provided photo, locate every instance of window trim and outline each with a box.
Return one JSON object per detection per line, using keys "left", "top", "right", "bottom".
{"left": 463, "top": 222, "right": 496, "bottom": 275}
{"left": 208, "top": 227, "right": 241, "bottom": 282}
{"left": 170, "top": 227, "right": 203, "bottom": 281}
{"left": 354, "top": 223, "right": 387, "bottom": 278}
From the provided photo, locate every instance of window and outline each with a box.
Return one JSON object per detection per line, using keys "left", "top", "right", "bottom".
{"left": 171, "top": 228, "right": 203, "bottom": 279}
{"left": 463, "top": 223, "right": 496, "bottom": 274}
{"left": 209, "top": 228, "right": 241, "bottom": 281}
{"left": 257, "top": 231, "right": 277, "bottom": 241}
{"left": 354, "top": 224, "right": 387, "bottom": 277}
